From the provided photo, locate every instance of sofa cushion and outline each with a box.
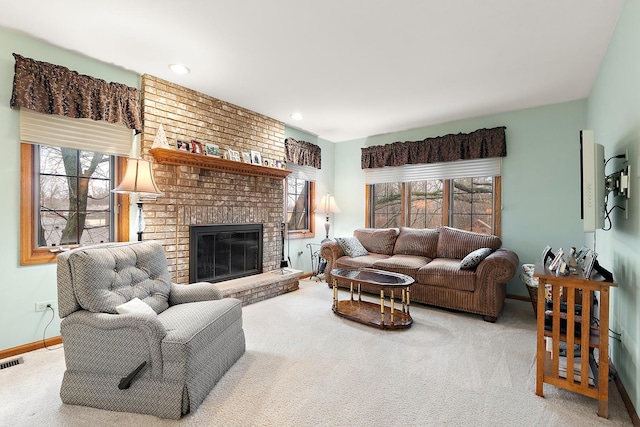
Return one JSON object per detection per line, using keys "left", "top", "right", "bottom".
{"left": 335, "top": 236, "right": 368, "bottom": 257}
{"left": 373, "top": 254, "right": 431, "bottom": 279}
{"left": 393, "top": 227, "right": 439, "bottom": 258}
{"left": 354, "top": 228, "right": 399, "bottom": 256}
{"left": 436, "top": 226, "right": 501, "bottom": 260}
{"left": 460, "top": 247, "right": 494, "bottom": 270}
{"left": 417, "top": 258, "right": 476, "bottom": 292}
{"left": 335, "top": 254, "right": 389, "bottom": 270}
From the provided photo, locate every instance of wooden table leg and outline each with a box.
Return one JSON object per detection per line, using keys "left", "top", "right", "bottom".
{"left": 380, "top": 289, "right": 385, "bottom": 325}
{"left": 390, "top": 290, "right": 395, "bottom": 324}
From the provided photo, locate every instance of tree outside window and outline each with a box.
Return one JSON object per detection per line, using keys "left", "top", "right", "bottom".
{"left": 286, "top": 177, "right": 315, "bottom": 238}
{"left": 371, "top": 182, "right": 403, "bottom": 228}
{"left": 451, "top": 177, "right": 494, "bottom": 234}
{"left": 369, "top": 176, "right": 498, "bottom": 235}
{"left": 37, "top": 145, "right": 114, "bottom": 247}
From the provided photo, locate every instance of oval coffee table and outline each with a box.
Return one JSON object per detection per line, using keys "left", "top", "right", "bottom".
{"left": 330, "top": 268, "right": 414, "bottom": 329}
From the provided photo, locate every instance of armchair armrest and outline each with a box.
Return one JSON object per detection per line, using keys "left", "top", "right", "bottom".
{"left": 60, "top": 310, "right": 166, "bottom": 377}
{"left": 169, "top": 282, "right": 223, "bottom": 305}
{"left": 320, "top": 241, "right": 344, "bottom": 286}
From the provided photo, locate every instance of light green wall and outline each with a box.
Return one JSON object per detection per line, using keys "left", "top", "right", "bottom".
{"left": 587, "top": 0, "right": 640, "bottom": 412}
{"left": 283, "top": 127, "right": 336, "bottom": 274}
{"left": 2, "top": 14, "right": 637, "bottom": 416}
{"left": 334, "top": 99, "right": 588, "bottom": 297}
{"left": 0, "top": 27, "right": 140, "bottom": 351}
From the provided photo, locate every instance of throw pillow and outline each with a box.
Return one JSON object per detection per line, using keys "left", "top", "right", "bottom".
{"left": 116, "top": 297, "right": 157, "bottom": 316}
{"left": 335, "top": 236, "right": 369, "bottom": 258}
{"left": 460, "top": 247, "right": 494, "bottom": 270}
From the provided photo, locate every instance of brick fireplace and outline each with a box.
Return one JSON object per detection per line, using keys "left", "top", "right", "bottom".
{"left": 139, "top": 75, "right": 286, "bottom": 284}
{"left": 189, "top": 223, "right": 263, "bottom": 283}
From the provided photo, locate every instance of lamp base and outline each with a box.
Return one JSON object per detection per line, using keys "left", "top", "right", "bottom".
{"left": 324, "top": 216, "right": 331, "bottom": 241}
{"left": 136, "top": 201, "right": 145, "bottom": 241}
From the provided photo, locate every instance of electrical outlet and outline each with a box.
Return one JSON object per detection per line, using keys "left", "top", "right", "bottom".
{"left": 35, "top": 300, "right": 56, "bottom": 312}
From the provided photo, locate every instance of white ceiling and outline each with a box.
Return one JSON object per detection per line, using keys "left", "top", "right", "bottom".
{"left": 0, "top": 0, "right": 624, "bottom": 142}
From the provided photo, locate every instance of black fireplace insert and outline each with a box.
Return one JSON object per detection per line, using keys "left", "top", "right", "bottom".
{"left": 189, "top": 223, "right": 263, "bottom": 283}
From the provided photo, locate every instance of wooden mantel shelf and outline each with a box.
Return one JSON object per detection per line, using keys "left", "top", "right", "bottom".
{"left": 149, "top": 147, "right": 291, "bottom": 180}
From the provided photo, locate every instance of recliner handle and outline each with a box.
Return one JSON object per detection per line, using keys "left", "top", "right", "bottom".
{"left": 118, "top": 361, "right": 147, "bottom": 390}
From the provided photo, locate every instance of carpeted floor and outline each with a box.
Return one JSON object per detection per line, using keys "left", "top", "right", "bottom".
{"left": 0, "top": 279, "right": 633, "bottom": 426}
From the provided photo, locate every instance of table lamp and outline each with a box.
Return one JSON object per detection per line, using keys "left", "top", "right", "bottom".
{"left": 112, "top": 158, "right": 162, "bottom": 241}
{"left": 316, "top": 193, "right": 341, "bottom": 242}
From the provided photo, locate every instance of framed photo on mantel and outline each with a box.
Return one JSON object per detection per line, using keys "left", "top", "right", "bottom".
{"left": 251, "top": 150, "right": 262, "bottom": 165}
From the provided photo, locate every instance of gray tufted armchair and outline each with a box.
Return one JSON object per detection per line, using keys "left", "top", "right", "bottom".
{"left": 56, "top": 240, "right": 245, "bottom": 419}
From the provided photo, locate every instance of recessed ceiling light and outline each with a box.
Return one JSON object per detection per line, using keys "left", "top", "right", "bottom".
{"left": 169, "top": 64, "right": 190, "bottom": 74}
{"left": 290, "top": 112, "right": 303, "bottom": 121}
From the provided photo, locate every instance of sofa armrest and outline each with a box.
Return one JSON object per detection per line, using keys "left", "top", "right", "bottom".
{"left": 60, "top": 310, "right": 166, "bottom": 377}
{"left": 169, "top": 282, "right": 223, "bottom": 305}
{"left": 320, "top": 240, "right": 344, "bottom": 286}
{"left": 476, "top": 248, "right": 519, "bottom": 284}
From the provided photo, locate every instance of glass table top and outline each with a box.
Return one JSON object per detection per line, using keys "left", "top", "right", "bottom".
{"left": 330, "top": 268, "right": 414, "bottom": 287}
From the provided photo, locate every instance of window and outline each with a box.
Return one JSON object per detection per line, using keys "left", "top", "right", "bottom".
{"left": 371, "top": 182, "right": 403, "bottom": 228}
{"left": 37, "top": 145, "right": 115, "bottom": 246}
{"left": 20, "top": 144, "right": 129, "bottom": 265}
{"left": 368, "top": 176, "right": 501, "bottom": 235}
{"left": 407, "top": 179, "right": 444, "bottom": 229}
{"left": 450, "top": 176, "right": 495, "bottom": 234}
{"left": 286, "top": 177, "right": 315, "bottom": 238}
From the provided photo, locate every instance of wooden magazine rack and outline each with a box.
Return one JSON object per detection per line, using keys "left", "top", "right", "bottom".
{"left": 534, "top": 263, "right": 616, "bottom": 418}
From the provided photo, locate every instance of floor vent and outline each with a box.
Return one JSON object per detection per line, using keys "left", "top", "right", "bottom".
{"left": 0, "top": 356, "right": 24, "bottom": 370}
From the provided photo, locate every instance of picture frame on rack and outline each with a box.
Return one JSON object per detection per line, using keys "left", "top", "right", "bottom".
{"left": 575, "top": 245, "right": 590, "bottom": 265}
{"left": 549, "top": 247, "right": 564, "bottom": 271}
{"left": 251, "top": 150, "right": 262, "bottom": 165}
{"left": 582, "top": 250, "right": 598, "bottom": 278}
{"left": 541, "top": 246, "right": 555, "bottom": 265}
{"left": 242, "top": 152, "right": 251, "bottom": 163}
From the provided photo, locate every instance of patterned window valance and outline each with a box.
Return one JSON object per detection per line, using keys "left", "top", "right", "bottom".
{"left": 10, "top": 53, "right": 142, "bottom": 132}
{"left": 284, "top": 137, "right": 321, "bottom": 169}
{"left": 361, "top": 127, "right": 506, "bottom": 169}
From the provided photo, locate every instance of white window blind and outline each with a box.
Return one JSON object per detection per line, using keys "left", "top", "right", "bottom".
{"left": 364, "top": 157, "right": 502, "bottom": 184}
{"left": 287, "top": 163, "right": 318, "bottom": 182}
{"left": 19, "top": 108, "right": 134, "bottom": 156}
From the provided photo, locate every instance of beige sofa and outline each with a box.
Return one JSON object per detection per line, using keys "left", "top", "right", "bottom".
{"left": 320, "top": 226, "right": 519, "bottom": 322}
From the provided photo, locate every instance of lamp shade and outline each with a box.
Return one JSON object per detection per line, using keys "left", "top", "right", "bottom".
{"left": 112, "top": 158, "right": 162, "bottom": 196}
{"left": 315, "top": 193, "right": 341, "bottom": 214}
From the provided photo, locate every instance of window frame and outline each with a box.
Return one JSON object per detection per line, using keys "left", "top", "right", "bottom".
{"left": 366, "top": 176, "right": 501, "bottom": 237}
{"left": 286, "top": 177, "right": 315, "bottom": 239}
{"left": 20, "top": 143, "right": 129, "bottom": 265}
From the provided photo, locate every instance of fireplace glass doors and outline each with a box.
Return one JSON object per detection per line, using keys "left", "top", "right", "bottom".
{"left": 190, "top": 223, "right": 263, "bottom": 283}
